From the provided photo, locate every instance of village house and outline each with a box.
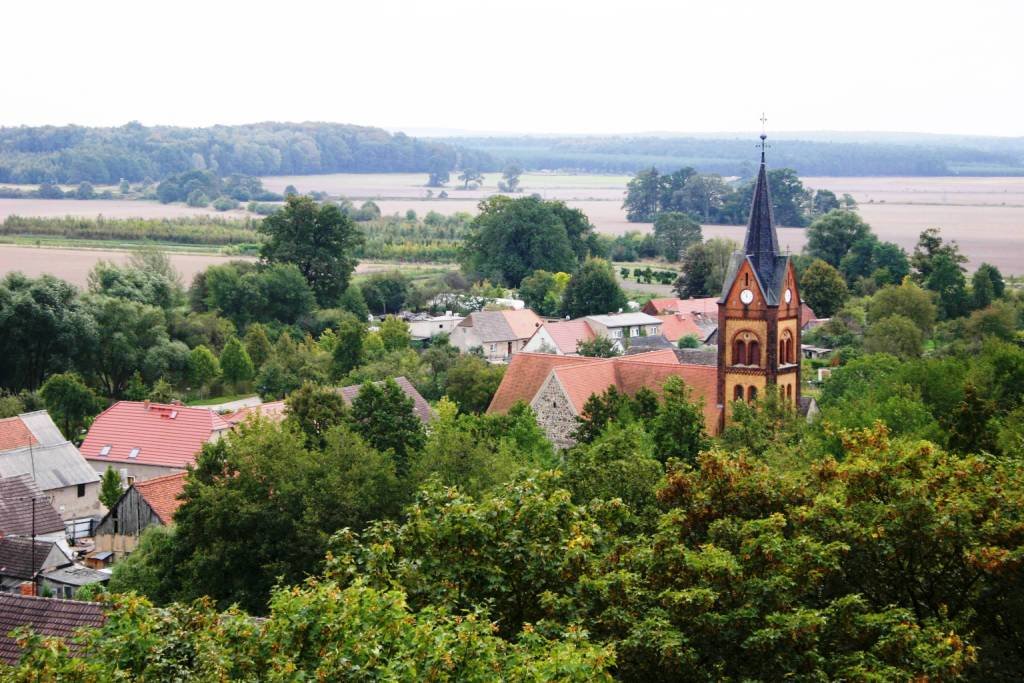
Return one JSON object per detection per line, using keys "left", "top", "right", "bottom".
{"left": 0, "top": 474, "right": 67, "bottom": 544}
{"left": 487, "top": 349, "right": 720, "bottom": 448}
{"left": 93, "top": 472, "right": 186, "bottom": 560}
{"left": 523, "top": 312, "right": 666, "bottom": 356}
{"left": 79, "top": 401, "right": 232, "bottom": 484}
{"left": 338, "top": 376, "right": 435, "bottom": 424}
{"left": 451, "top": 309, "right": 543, "bottom": 362}
{"left": 0, "top": 593, "right": 106, "bottom": 664}
{"left": 407, "top": 312, "right": 464, "bottom": 342}
{"left": 0, "top": 412, "right": 101, "bottom": 522}
{"left": 0, "top": 536, "right": 71, "bottom": 593}
{"left": 642, "top": 296, "right": 720, "bottom": 317}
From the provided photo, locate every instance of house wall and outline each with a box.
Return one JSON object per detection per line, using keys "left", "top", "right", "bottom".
{"left": 409, "top": 318, "right": 462, "bottom": 339}
{"left": 93, "top": 487, "right": 163, "bottom": 560}
{"left": 530, "top": 375, "right": 579, "bottom": 449}
{"left": 46, "top": 481, "right": 102, "bottom": 521}
{"left": 86, "top": 460, "right": 184, "bottom": 485}
{"left": 523, "top": 328, "right": 563, "bottom": 355}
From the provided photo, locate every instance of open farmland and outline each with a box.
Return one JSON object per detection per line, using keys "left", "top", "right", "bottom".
{"left": 0, "top": 245, "right": 398, "bottom": 289}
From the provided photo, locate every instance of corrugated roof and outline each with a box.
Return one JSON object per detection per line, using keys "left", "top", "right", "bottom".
{"left": 0, "top": 475, "right": 66, "bottom": 537}
{"left": 338, "top": 377, "right": 434, "bottom": 424}
{"left": 19, "top": 411, "right": 68, "bottom": 447}
{"left": 132, "top": 472, "right": 187, "bottom": 525}
{"left": 0, "top": 593, "right": 105, "bottom": 664}
{"left": 0, "top": 443, "right": 99, "bottom": 491}
{"left": 42, "top": 564, "right": 110, "bottom": 587}
{"left": 80, "top": 402, "right": 229, "bottom": 470}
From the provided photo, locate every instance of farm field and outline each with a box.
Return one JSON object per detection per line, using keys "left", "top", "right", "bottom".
{"left": 0, "top": 245, "right": 397, "bottom": 289}
{"left": 0, "top": 198, "right": 249, "bottom": 222}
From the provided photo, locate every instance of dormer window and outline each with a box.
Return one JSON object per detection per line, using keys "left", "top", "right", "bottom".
{"left": 99, "top": 445, "right": 111, "bottom": 456}
{"left": 128, "top": 447, "right": 140, "bottom": 459}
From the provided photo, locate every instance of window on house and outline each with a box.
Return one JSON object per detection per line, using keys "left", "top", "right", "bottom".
{"left": 748, "top": 340, "right": 760, "bottom": 367}
{"left": 747, "top": 386, "right": 758, "bottom": 402}
{"left": 733, "top": 339, "right": 747, "bottom": 365}
{"left": 126, "top": 476, "right": 135, "bottom": 486}
{"left": 77, "top": 483, "right": 86, "bottom": 498}
{"left": 99, "top": 445, "right": 111, "bottom": 456}
{"left": 128, "top": 447, "right": 140, "bottom": 459}
{"left": 733, "top": 385, "right": 744, "bottom": 401}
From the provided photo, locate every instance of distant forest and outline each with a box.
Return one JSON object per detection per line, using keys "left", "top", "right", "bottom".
{"left": 2, "top": 122, "right": 1023, "bottom": 184}
{"left": 0, "top": 122, "right": 495, "bottom": 184}
{"left": 436, "top": 135, "right": 1024, "bottom": 177}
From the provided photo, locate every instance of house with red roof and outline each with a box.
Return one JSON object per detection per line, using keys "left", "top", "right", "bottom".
{"left": 522, "top": 312, "right": 666, "bottom": 356}
{"left": 488, "top": 349, "right": 720, "bottom": 448}
{"left": 642, "top": 296, "right": 720, "bottom": 317}
{"left": 93, "top": 472, "right": 186, "bottom": 560}
{"left": 80, "top": 402, "right": 232, "bottom": 484}
{"left": 451, "top": 309, "right": 544, "bottom": 362}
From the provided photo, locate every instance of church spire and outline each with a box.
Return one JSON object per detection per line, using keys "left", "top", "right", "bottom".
{"left": 744, "top": 122, "right": 780, "bottom": 288}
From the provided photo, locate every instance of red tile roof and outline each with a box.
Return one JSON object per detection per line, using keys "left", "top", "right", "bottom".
{"left": 221, "top": 400, "right": 288, "bottom": 426}
{"left": 488, "top": 353, "right": 607, "bottom": 414}
{"left": 643, "top": 297, "right": 719, "bottom": 316}
{"left": 133, "top": 472, "right": 187, "bottom": 525}
{"left": 0, "top": 417, "right": 36, "bottom": 451}
{"left": 502, "top": 309, "right": 545, "bottom": 339}
{"left": 656, "top": 313, "right": 706, "bottom": 342}
{"left": 535, "top": 319, "right": 596, "bottom": 354}
{"left": 80, "top": 402, "right": 230, "bottom": 470}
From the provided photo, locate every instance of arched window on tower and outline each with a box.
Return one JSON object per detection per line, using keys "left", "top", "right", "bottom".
{"left": 747, "top": 386, "right": 758, "bottom": 402}
{"left": 748, "top": 340, "right": 760, "bottom": 367}
{"left": 733, "top": 338, "right": 747, "bottom": 366}
{"left": 733, "top": 385, "right": 744, "bottom": 401}
{"left": 780, "top": 331, "right": 794, "bottom": 365}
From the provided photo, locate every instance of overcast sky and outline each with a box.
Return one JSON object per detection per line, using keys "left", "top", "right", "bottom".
{"left": 4, "top": 0, "right": 1022, "bottom": 137}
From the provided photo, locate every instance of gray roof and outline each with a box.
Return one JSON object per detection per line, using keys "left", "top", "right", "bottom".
{"left": 18, "top": 411, "right": 68, "bottom": 447}
{"left": 673, "top": 348, "right": 718, "bottom": 366}
{"left": 0, "top": 442, "right": 99, "bottom": 491}
{"left": 0, "top": 536, "right": 65, "bottom": 580}
{"left": 0, "top": 593, "right": 105, "bottom": 664}
{"left": 624, "top": 335, "right": 674, "bottom": 352}
{"left": 338, "top": 376, "right": 435, "bottom": 424}
{"left": 585, "top": 312, "right": 661, "bottom": 327}
{"left": 0, "top": 475, "right": 66, "bottom": 537}
{"left": 459, "top": 311, "right": 517, "bottom": 342}
{"left": 42, "top": 564, "right": 109, "bottom": 587}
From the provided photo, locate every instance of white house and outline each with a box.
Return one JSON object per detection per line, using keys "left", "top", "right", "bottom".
{"left": 408, "top": 312, "right": 464, "bottom": 341}
{"left": 451, "top": 309, "right": 544, "bottom": 362}
{"left": 582, "top": 312, "right": 663, "bottom": 342}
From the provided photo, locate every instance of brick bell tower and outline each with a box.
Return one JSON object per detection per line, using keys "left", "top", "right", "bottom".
{"left": 716, "top": 131, "right": 802, "bottom": 428}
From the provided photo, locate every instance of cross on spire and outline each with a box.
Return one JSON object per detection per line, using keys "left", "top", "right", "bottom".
{"left": 759, "top": 112, "right": 768, "bottom": 162}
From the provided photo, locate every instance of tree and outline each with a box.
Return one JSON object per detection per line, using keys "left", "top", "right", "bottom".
{"left": 911, "top": 227, "right": 967, "bottom": 283}
{"left": 426, "top": 156, "right": 450, "bottom": 187}
{"left": 498, "top": 162, "right": 523, "bottom": 193}
{"left": 81, "top": 295, "right": 168, "bottom": 397}
{"left": 75, "top": 181, "right": 95, "bottom": 199}
{"left": 331, "top": 313, "right": 366, "bottom": 379}
{"left": 284, "top": 382, "right": 348, "bottom": 448}
{"left": 966, "top": 302, "right": 1017, "bottom": 342}
{"left": 348, "top": 378, "right": 425, "bottom": 472}
{"left": 678, "top": 173, "right": 729, "bottom": 221}
{"left": 866, "top": 281, "right": 937, "bottom": 334}
{"left": 800, "top": 259, "right": 848, "bottom": 318}
{"left": 458, "top": 168, "right": 483, "bottom": 189}
{"left": 561, "top": 258, "right": 627, "bottom": 318}
{"left": 188, "top": 345, "right": 220, "bottom": 394}
{"left": 338, "top": 283, "right": 370, "bottom": 321}
{"left": 444, "top": 355, "right": 506, "bottom": 413}
{"left": 812, "top": 188, "right": 841, "bottom": 215}
{"left": 38, "top": 372, "right": 99, "bottom": 439}
{"left": 673, "top": 242, "right": 712, "bottom": 297}
{"left": 623, "top": 167, "right": 660, "bottom": 222}
{"left": 926, "top": 252, "right": 970, "bottom": 320}
{"left": 649, "top": 376, "right": 707, "bottom": 463}
{"left": 361, "top": 271, "right": 409, "bottom": 315}
{"left": 574, "top": 386, "right": 634, "bottom": 444}
{"left": 578, "top": 336, "right": 621, "bottom": 358}
{"left": 971, "top": 263, "right": 1005, "bottom": 309}
{"left": 678, "top": 334, "right": 700, "bottom": 349}
{"left": 243, "top": 323, "right": 273, "bottom": 369}
{"left": 259, "top": 195, "right": 363, "bottom": 306}
{"left": 378, "top": 316, "right": 411, "bottom": 352}
{"left": 462, "top": 196, "right": 594, "bottom": 287}
{"left": 805, "top": 210, "right": 872, "bottom": 267}
{"left": 219, "top": 336, "right": 254, "bottom": 386}
{"left": 652, "top": 212, "right": 701, "bottom": 262}
{"left": 864, "top": 314, "right": 925, "bottom": 359}
{"left": 99, "top": 466, "right": 123, "bottom": 509}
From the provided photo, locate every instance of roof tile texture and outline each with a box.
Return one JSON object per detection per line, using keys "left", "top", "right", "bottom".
{"left": 0, "top": 593, "right": 105, "bottom": 664}
{"left": 0, "top": 418, "right": 36, "bottom": 451}
{"left": 133, "top": 472, "right": 187, "bottom": 525}
{"left": 0, "top": 475, "right": 66, "bottom": 536}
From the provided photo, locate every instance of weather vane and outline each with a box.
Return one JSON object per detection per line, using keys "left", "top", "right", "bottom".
{"left": 759, "top": 113, "right": 769, "bottom": 161}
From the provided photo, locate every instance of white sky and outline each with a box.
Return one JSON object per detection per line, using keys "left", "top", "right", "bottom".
{"left": 4, "top": 0, "right": 1023, "bottom": 136}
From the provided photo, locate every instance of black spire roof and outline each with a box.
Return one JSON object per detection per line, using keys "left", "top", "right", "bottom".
{"left": 744, "top": 138, "right": 780, "bottom": 288}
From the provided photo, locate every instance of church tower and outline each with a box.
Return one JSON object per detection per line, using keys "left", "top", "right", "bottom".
{"left": 717, "top": 134, "right": 801, "bottom": 427}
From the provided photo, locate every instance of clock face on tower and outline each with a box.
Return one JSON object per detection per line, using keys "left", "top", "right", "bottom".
{"left": 739, "top": 289, "right": 754, "bottom": 305}
{"left": 784, "top": 288, "right": 792, "bottom": 303}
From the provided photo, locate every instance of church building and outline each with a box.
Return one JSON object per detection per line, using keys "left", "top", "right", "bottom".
{"left": 717, "top": 135, "right": 802, "bottom": 426}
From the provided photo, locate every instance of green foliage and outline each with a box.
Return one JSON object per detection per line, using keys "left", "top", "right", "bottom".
{"left": 38, "top": 371, "right": 99, "bottom": 439}
{"left": 200, "top": 261, "right": 315, "bottom": 327}
{"left": 561, "top": 258, "right": 627, "bottom": 318}
{"left": 806, "top": 210, "right": 873, "bottom": 267}
{"left": 649, "top": 376, "right": 707, "bottom": 464}
{"left": 284, "top": 381, "right": 348, "bottom": 448}
{"left": 966, "top": 301, "right": 1018, "bottom": 341}
{"left": 361, "top": 271, "right": 410, "bottom": 315}
{"left": 378, "top": 316, "right": 411, "bottom": 351}
{"left": 677, "top": 334, "right": 700, "bottom": 349}
{"left": 338, "top": 282, "right": 370, "bottom": 320}
{"left": 866, "top": 279, "right": 937, "bottom": 334}
{"left": 461, "top": 195, "right": 596, "bottom": 286}
{"left": 88, "top": 259, "right": 181, "bottom": 309}
{"left": 673, "top": 237, "right": 737, "bottom": 298}
{"left": 242, "top": 322, "right": 273, "bottom": 369}
{"left": 799, "top": 259, "right": 848, "bottom": 318}
{"left": 349, "top": 378, "right": 426, "bottom": 472}
{"left": 82, "top": 295, "right": 170, "bottom": 396}
{"left": 577, "top": 336, "right": 621, "bottom": 358}
{"left": 99, "top": 466, "right": 123, "bottom": 510}
{"left": 652, "top": 211, "right": 702, "bottom": 261}
{"left": 331, "top": 312, "right": 366, "bottom": 379}
{"left": 188, "top": 345, "right": 220, "bottom": 392}
{"left": 0, "top": 214, "right": 258, "bottom": 246}
{"left": 443, "top": 354, "right": 505, "bottom": 413}
{"left": 518, "top": 269, "right": 569, "bottom": 317}
{"left": 259, "top": 195, "right": 363, "bottom": 306}
{"left": 218, "top": 336, "right": 254, "bottom": 386}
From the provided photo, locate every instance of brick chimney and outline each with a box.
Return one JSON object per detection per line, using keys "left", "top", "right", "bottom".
{"left": 19, "top": 581, "right": 36, "bottom": 597}
{"left": 143, "top": 400, "right": 150, "bottom": 410}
